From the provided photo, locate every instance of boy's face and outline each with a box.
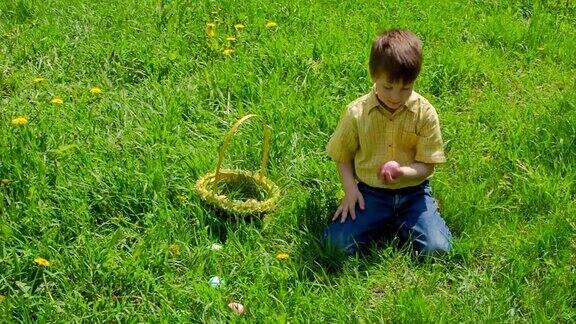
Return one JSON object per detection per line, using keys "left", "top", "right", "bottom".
{"left": 373, "top": 73, "right": 414, "bottom": 111}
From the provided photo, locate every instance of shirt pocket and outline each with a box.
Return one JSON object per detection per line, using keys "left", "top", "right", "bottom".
{"left": 397, "top": 131, "right": 419, "bottom": 149}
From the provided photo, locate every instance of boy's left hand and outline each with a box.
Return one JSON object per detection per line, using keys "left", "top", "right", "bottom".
{"left": 379, "top": 161, "right": 403, "bottom": 184}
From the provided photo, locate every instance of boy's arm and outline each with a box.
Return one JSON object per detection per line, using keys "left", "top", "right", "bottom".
{"left": 337, "top": 161, "right": 358, "bottom": 195}
{"left": 326, "top": 104, "right": 362, "bottom": 222}
{"left": 332, "top": 161, "right": 365, "bottom": 223}
{"left": 398, "top": 162, "right": 434, "bottom": 183}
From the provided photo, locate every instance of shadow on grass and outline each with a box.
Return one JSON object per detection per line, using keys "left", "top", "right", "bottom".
{"left": 292, "top": 188, "right": 348, "bottom": 281}
{"left": 199, "top": 204, "right": 266, "bottom": 244}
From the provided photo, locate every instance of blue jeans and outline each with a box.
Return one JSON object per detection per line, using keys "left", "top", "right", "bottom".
{"left": 323, "top": 180, "right": 452, "bottom": 255}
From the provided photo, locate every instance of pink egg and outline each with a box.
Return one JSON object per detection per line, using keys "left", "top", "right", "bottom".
{"left": 380, "top": 161, "right": 401, "bottom": 181}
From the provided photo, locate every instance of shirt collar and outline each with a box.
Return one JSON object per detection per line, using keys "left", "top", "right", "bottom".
{"left": 367, "top": 85, "right": 419, "bottom": 114}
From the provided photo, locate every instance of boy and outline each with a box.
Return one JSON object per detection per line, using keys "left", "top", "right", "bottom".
{"left": 324, "top": 29, "right": 452, "bottom": 256}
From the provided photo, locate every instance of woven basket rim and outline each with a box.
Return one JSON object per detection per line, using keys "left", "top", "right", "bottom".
{"left": 196, "top": 169, "right": 280, "bottom": 215}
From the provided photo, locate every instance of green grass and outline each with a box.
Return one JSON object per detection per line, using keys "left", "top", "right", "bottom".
{"left": 1, "top": 0, "right": 575, "bottom": 321}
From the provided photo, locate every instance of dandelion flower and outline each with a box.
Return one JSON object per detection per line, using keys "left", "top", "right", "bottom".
{"left": 33, "top": 77, "right": 46, "bottom": 83}
{"left": 0, "top": 179, "right": 10, "bottom": 186}
{"left": 226, "top": 36, "right": 237, "bottom": 42}
{"left": 34, "top": 257, "right": 50, "bottom": 267}
{"left": 276, "top": 253, "right": 289, "bottom": 260}
{"left": 266, "top": 21, "right": 278, "bottom": 29}
{"left": 50, "top": 97, "right": 63, "bottom": 105}
{"left": 206, "top": 22, "right": 216, "bottom": 38}
{"left": 223, "top": 48, "right": 235, "bottom": 56}
{"left": 170, "top": 243, "right": 180, "bottom": 256}
{"left": 234, "top": 23, "right": 245, "bottom": 31}
{"left": 90, "top": 87, "right": 102, "bottom": 95}
{"left": 0, "top": 295, "right": 5, "bottom": 303}
{"left": 11, "top": 116, "right": 28, "bottom": 126}
{"left": 176, "top": 194, "right": 187, "bottom": 203}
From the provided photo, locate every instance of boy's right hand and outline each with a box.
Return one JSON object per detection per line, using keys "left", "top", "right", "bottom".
{"left": 332, "top": 187, "right": 365, "bottom": 223}
{"left": 380, "top": 160, "right": 401, "bottom": 183}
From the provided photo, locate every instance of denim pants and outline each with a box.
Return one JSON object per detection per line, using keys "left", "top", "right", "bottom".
{"left": 323, "top": 180, "right": 452, "bottom": 255}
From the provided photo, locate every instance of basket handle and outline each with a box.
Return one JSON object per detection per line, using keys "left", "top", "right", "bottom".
{"left": 215, "top": 114, "right": 271, "bottom": 180}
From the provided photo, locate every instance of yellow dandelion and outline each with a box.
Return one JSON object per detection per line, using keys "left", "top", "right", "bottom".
{"left": 90, "top": 87, "right": 102, "bottom": 95}
{"left": 34, "top": 257, "right": 50, "bottom": 267}
{"left": 276, "top": 253, "right": 289, "bottom": 260}
{"left": 207, "top": 28, "right": 215, "bottom": 38}
{"left": 266, "top": 21, "right": 278, "bottom": 29}
{"left": 226, "top": 36, "right": 237, "bottom": 42}
{"left": 0, "top": 179, "right": 10, "bottom": 186}
{"left": 170, "top": 243, "right": 180, "bottom": 256}
{"left": 33, "top": 77, "right": 46, "bottom": 83}
{"left": 177, "top": 194, "right": 188, "bottom": 203}
{"left": 11, "top": 116, "right": 28, "bottom": 126}
{"left": 234, "top": 23, "right": 245, "bottom": 31}
{"left": 206, "top": 22, "right": 216, "bottom": 38}
{"left": 50, "top": 97, "right": 63, "bottom": 105}
{"left": 223, "top": 48, "right": 235, "bottom": 56}
{"left": 0, "top": 295, "right": 4, "bottom": 303}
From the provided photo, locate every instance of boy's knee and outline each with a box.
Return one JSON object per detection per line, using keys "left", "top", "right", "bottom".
{"left": 322, "top": 227, "right": 359, "bottom": 255}
{"left": 416, "top": 235, "right": 452, "bottom": 256}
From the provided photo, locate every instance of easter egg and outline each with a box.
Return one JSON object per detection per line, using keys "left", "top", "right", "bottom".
{"left": 208, "top": 276, "right": 221, "bottom": 288}
{"left": 210, "top": 243, "right": 223, "bottom": 251}
{"left": 228, "top": 302, "right": 245, "bottom": 315}
{"left": 380, "top": 161, "right": 401, "bottom": 181}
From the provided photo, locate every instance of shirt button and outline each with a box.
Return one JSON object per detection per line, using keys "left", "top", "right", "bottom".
{"left": 388, "top": 145, "right": 392, "bottom": 147}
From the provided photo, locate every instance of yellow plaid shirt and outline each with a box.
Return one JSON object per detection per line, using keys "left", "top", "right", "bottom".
{"left": 326, "top": 88, "right": 446, "bottom": 189}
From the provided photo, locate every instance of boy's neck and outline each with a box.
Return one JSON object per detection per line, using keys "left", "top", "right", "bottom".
{"left": 375, "top": 93, "right": 400, "bottom": 114}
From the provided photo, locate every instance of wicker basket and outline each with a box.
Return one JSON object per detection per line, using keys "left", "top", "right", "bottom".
{"left": 195, "top": 114, "right": 280, "bottom": 216}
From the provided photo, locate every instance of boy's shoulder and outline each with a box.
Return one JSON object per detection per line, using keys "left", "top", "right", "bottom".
{"left": 343, "top": 91, "right": 377, "bottom": 118}
{"left": 409, "top": 92, "right": 442, "bottom": 121}
{"left": 410, "top": 91, "right": 436, "bottom": 112}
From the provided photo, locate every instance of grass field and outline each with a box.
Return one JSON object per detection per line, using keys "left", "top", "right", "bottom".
{"left": 1, "top": 0, "right": 575, "bottom": 322}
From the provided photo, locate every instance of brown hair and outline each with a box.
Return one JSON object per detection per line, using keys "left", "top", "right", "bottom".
{"left": 369, "top": 29, "right": 423, "bottom": 84}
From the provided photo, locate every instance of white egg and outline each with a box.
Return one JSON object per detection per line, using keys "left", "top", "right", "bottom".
{"left": 210, "top": 243, "right": 223, "bottom": 251}
{"left": 208, "top": 276, "right": 221, "bottom": 288}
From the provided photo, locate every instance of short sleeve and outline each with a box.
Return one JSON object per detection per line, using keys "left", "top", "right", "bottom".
{"left": 415, "top": 107, "right": 446, "bottom": 164}
{"left": 326, "top": 107, "right": 359, "bottom": 162}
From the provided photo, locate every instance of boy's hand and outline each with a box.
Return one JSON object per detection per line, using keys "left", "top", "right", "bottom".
{"left": 379, "top": 160, "right": 403, "bottom": 184}
{"left": 332, "top": 187, "right": 365, "bottom": 223}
